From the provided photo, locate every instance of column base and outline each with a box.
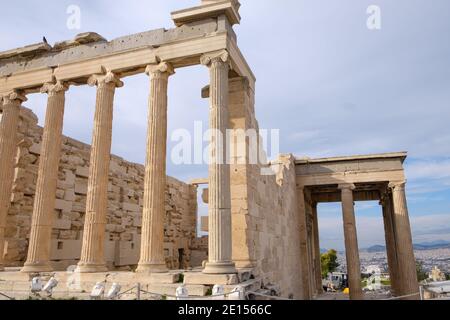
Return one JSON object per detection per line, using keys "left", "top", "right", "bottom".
{"left": 203, "top": 261, "right": 237, "bottom": 274}
{"left": 21, "top": 262, "right": 53, "bottom": 273}
{"left": 75, "top": 263, "right": 108, "bottom": 273}
{"left": 0, "top": 264, "right": 4, "bottom": 272}
{"left": 136, "top": 263, "right": 168, "bottom": 274}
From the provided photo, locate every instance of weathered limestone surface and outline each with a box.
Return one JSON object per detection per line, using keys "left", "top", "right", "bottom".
{"left": 2, "top": 107, "right": 198, "bottom": 271}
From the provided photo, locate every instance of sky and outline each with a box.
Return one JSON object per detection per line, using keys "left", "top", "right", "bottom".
{"left": 0, "top": 0, "right": 449, "bottom": 250}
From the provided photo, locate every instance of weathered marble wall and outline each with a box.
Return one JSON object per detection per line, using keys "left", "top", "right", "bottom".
{"left": 225, "top": 77, "right": 303, "bottom": 298}
{"left": 3, "top": 107, "right": 198, "bottom": 271}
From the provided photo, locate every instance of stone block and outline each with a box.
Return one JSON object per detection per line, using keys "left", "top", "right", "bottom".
{"left": 29, "top": 143, "right": 42, "bottom": 155}
{"left": 50, "top": 240, "right": 82, "bottom": 260}
{"left": 75, "top": 183, "right": 87, "bottom": 195}
{"left": 75, "top": 167, "right": 89, "bottom": 178}
{"left": 54, "top": 219, "right": 72, "bottom": 230}
{"left": 64, "top": 189, "right": 76, "bottom": 202}
{"left": 55, "top": 199, "right": 72, "bottom": 212}
{"left": 183, "top": 272, "right": 239, "bottom": 285}
{"left": 122, "top": 202, "right": 140, "bottom": 212}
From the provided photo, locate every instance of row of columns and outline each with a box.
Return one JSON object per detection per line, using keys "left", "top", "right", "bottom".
{"left": 298, "top": 182, "right": 418, "bottom": 300}
{"left": 0, "top": 49, "right": 236, "bottom": 275}
{"left": 337, "top": 182, "right": 418, "bottom": 300}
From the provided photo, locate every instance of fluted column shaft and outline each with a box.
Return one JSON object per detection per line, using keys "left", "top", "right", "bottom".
{"left": 22, "top": 82, "right": 68, "bottom": 273}
{"left": 77, "top": 72, "right": 123, "bottom": 273}
{"left": 312, "top": 203, "right": 323, "bottom": 294}
{"left": 389, "top": 181, "right": 419, "bottom": 299}
{"left": 339, "top": 184, "right": 363, "bottom": 300}
{"left": 0, "top": 92, "right": 26, "bottom": 271}
{"left": 137, "top": 62, "right": 174, "bottom": 273}
{"left": 201, "top": 50, "right": 236, "bottom": 274}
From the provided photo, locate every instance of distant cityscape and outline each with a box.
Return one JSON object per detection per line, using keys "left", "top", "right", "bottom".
{"left": 324, "top": 241, "right": 450, "bottom": 274}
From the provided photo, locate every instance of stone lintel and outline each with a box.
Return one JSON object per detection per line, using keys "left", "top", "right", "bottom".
{"left": 190, "top": 178, "right": 209, "bottom": 185}
{"left": 171, "top": 1, "right": 241, "bottom": 27}
{"left": 295, "top": 151, "right": 408, "bottom": 165}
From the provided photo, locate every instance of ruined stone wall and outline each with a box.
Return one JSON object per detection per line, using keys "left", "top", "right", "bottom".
{"left": 3, "top": 107, "right": 198, "bottom": 271}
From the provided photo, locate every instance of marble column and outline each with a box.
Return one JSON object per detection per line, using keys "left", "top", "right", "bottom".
{"left": 312, "top": 202, "right": 323, "bottom": 294}
{"left": 381, "top": 193, "right": 400, "bottom": 296}
{"left": 22, "top": 82, "right": 69, "bottom": 273}
{"left": 389, "top": 181, "right": 419, "bottom": 299}
{"left": 76, "top": 72, "right": 123, "bottom": 273}
{"left": 201, "top": 50, "right": 236, "bottom": 274}
{"left": 137, "top": 62, "right": 174, "bottom": 273}
{"left": 0, "top": 91, "right": 27, "bottom": 271}
{"left": 297, "top": 186, "right": 311, "bottom": 300}
{"left": 339, "top": 183, "right": 364, "bottom": 300}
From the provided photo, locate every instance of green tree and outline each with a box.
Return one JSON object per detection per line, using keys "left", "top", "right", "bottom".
{"left": 321, "top": 249, "right": 340, "bottom": 278}
{"left": 416, "top": 261, "right": 428, "bottom": 282}
{"left": 445, "top": 273, "right": 450, "bottom": 281}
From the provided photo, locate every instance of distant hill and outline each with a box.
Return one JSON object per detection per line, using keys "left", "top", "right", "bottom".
{"left": 365, "top": 245, "right": 386, "bottom": 253}
{"left": 361, "top": 240, "right": 450, "bottom": 253}
{"left": 413, "top": 240, "right": 450, "bottom": 250}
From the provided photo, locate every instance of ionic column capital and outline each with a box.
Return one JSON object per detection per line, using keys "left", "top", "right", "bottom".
{"left": 40, "top": 81, "right": 69, "bottom": 96}
{"left": 338, "top": 183, "right": 355, "bottom": 191}
{"left": 389, "top": 181, "right": 406, "bottom": 191}
{"left": 1, "top": 90, "right": 27, "bottom": 106}
{"left": 145, "top": 62, "right": 175, "bottom": 78}
{"left": 88, "top": 71, "right": 123, "bottom": 89}
{"left": 200, "top": 50, "right": 230, "bottom": 68}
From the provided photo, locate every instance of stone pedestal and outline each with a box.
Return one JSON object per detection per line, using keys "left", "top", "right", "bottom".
{"left": 339, "top": 184, "right": 364, "bottom": 300}
{"left": 0, "top": 92, "right": 27, "bottom": 271}
{"left": 22, "top": 82, "right": 68, "bottom": 273}
{"left": 137, "top": 62, "right": 174, "bottom": 273}
{"left": 389, "top": 181, "right": 419, "bottom": 299}
{"left": 201, "top": 50, "right": 236, "bottom": 275}
{"left": 76, "top": 72, "right": 123, "bottom": 273}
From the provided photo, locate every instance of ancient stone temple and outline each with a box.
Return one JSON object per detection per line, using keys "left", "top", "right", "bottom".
{"left": 0, "top": 0, "right": 419, "bottom": 300}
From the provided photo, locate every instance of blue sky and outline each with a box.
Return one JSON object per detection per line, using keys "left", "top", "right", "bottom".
{"left": 1, "top": 0, "right": 449, "bottom": 250}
